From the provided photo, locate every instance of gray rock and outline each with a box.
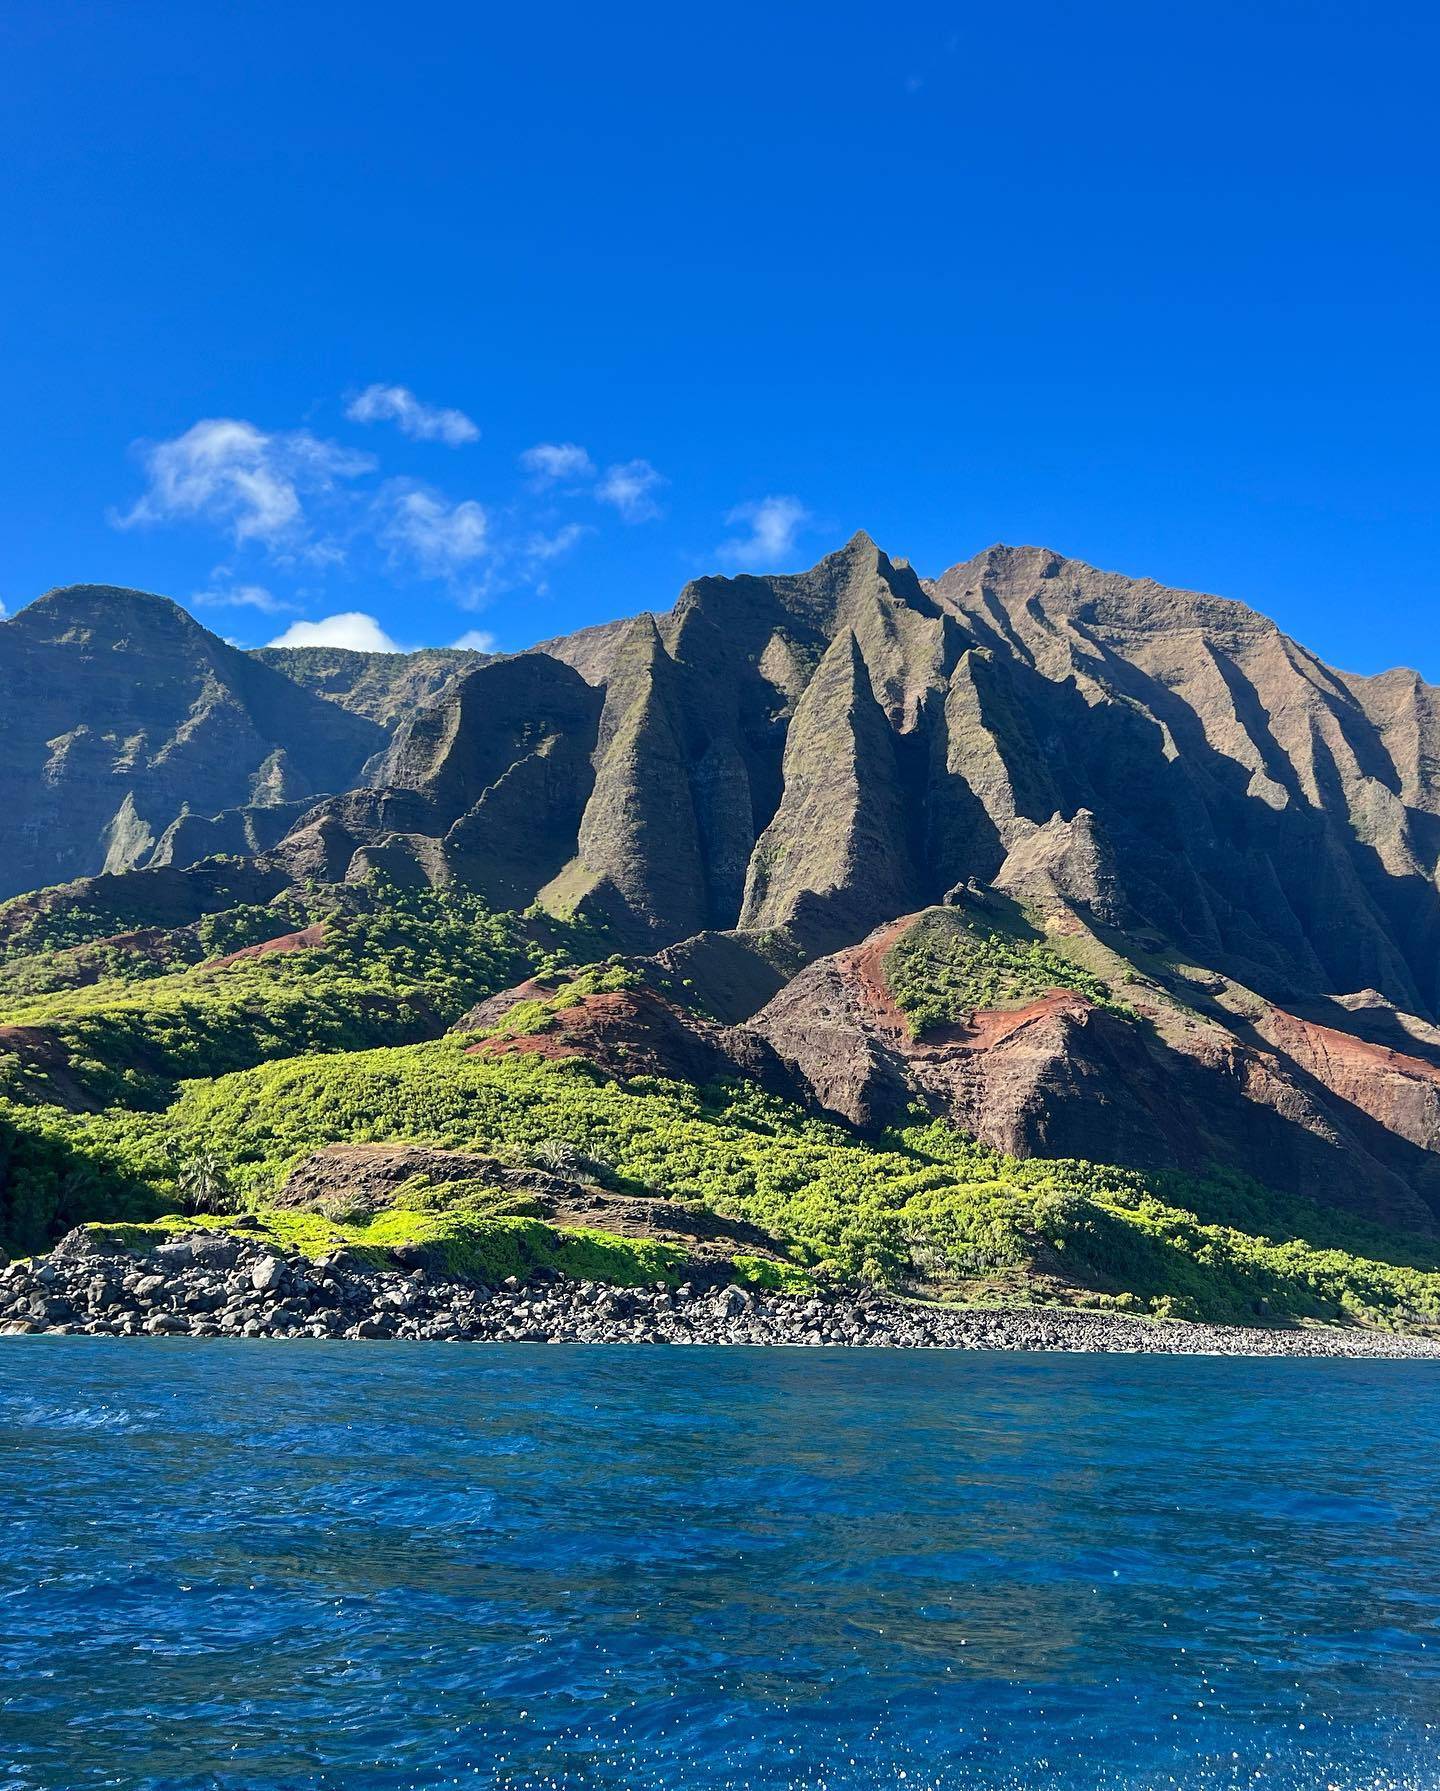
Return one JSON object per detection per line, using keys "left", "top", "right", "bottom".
{"left": 10, "top": 1232, "right": 1440, "bottom": 1358}
{"left": 156, "top": 1236, "right": 243, "bottom": 1272}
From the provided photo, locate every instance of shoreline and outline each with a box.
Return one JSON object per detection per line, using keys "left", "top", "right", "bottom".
{"left": 4, "top": 1229, "right": 1440, "bottom": 1357}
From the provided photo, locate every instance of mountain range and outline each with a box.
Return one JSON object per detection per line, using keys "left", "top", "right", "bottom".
{"left": 6, "top": 537, "right": 1440, "bottom": 1325}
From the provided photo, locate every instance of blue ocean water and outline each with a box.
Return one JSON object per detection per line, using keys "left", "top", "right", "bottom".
{"left": 1, "top": 1343, "right": 1438, "bottom": 1791}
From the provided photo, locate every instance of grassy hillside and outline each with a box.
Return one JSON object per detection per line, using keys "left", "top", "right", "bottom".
{"left": 883, "top": 904, "right": 1131, "bottom": 1035}
{"left": 4, "top": 878, "right": 1440, "bottom": 1331}
{"left": 0, "top": 886, "right": 598, "bottom": 1109}
{"left": 5, "top": 1030, "right": 1440, "bottom": 1327}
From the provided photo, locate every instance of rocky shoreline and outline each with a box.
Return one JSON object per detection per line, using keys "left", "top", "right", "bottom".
{"left": 3, "top": 1230, "right": 1439, "bottom": 1356}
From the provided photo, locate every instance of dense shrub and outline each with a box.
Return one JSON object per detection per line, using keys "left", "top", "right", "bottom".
{"left": 8, "top": 1041, "right": 1440, "bottom": 1326}
{"left": 6, "top": 880, "right": 1439, "bottom": 1329}
{"left": 0, "top": 1106, "right": 160, "bottom": 1256}
{"left": 883, "top": 907, "right": 1128, "bottom": 1035}
{"left": 0, "top": 885, "right": 602, "bottom": 1108}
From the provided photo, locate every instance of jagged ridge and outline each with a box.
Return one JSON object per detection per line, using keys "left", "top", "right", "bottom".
{"left": 10, "top": 537, "right": 1440, "bottom": 1238}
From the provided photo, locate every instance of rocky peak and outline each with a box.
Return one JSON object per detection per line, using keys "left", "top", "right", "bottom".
{"left": 739, "top": 629, "right": 918, "bottom": 946}
{"left": 9, "top": 583, "right": 206, "bottom": 646}
{"left": 932, "top": 545, "right": 1283, "bottom": 653}
{"left": 0, "top": 584, "right": 385, "bottom": 900}
{"left": 13, "top": 538, "right": 1440, "bottom": 1029}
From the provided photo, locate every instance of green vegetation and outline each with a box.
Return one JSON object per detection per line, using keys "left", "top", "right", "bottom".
{"left": 0, "top": 862, "right": 299, "bottom": 995}
{"left": 5, "top": 877, "right": 1439, "bottom": 1332}
{"left": 7, "top": 1030, "right": 1440, "bottom": 1327}
{"left": 883, "top": 905, "right": 1130, "bottom": 1036}
{"left": 730, "top": 1253, "right": 815, "bottom": 1293}
{"left": 0, "top": 1103, "right": 159, "bottom": 1255}
{"left": 0, "top": 885, "right": 603, "bottom": 1109}
{"left": 476, "top": 960, "right": 642, "bottom": 1040}
{"left": 0, "top": 887, "right": 169, "bottom": 963}
{"left": 0, "top": 891, "right": 334, "bottom": 1002}
{"left": 81, "top": 1208, "right": 691, "bottom": 1288}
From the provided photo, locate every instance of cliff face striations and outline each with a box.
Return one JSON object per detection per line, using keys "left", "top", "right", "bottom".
{"left": 0, "top": 587, "right": 386, "bottom": 899}
{"left": 9, "top": 541, "right": 1440, "bottom": 1235}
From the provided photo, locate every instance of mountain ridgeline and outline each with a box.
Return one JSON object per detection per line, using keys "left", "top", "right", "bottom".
{"left": 0, "top": 586, "right": 487, "bottom": 899}
{"left": 8, "top": 537, "right": 1440, "bottom": 1322}
{"left": 10, "top": 540, "right": 1440, "bottom": 1005}
{"left": 281, "top": 533, "right": 1440, "bottom": 1014}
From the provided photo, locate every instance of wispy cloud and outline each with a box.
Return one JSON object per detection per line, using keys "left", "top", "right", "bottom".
{"left": 114, "top": 418, "right": 373, "bottom": 553}
{"left": 192, "top": 581, "right": 294, "bottom": 615}
{"left": 453, "top": 628, "right": 498, "bottom": 652}
{"left": 346, "top": 383, "right": 479, "bottom": 446}
{"left": 718, "top": 495, "right": 812, "bottom": 569}
{"left": 596, "top": 458, "right": 665, "bottom": 522}
{"left": 524, "top": 522, "right": 589, "bottom": 563}
{"left": 111, "top": 404, "right": 665, "bottom": 623}
{"left": 520, "top": 441, "right": 595, "bottom": 486}
{"left": 267, "top": 612, "right": 403, "bottom": 652}
{"left": 379, "top": 483, "right": 489, "bottom": 577}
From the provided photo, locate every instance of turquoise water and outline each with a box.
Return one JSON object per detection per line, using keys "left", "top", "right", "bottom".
{"left": 2, "top": 1342, "right": 1438, "bottom": 1790}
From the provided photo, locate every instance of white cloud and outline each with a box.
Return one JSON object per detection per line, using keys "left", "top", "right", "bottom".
{"left": 0, "top": 598, "right": 7, "bottom": 618}
{"left": 520, "top": 441, "right": 595, "bottom": 486}
{"left": 115, "top": 418, "right": 373, "bottom": 551}
{"left": 345, "top": 383, "right": 479, "bottom": 446}
{"left": 718, "top": 495, "right": 812, "bottom": 569}
{"left": 596, "top": 458, "right": 665, "bottom": 522}
{"left": 267, "top": 612, "right": 403, "bottom": 653}
{"left": 525, "top": 522, "right": 589, "bottom": 562}
{"left": 453, "top": 629, "right": 498, "bottom": 652}
{"left": 379, "top": 484, "right": 489, "bottom": 577}
{"left": 192, "top": 582, "right": 293, "bottom": 615}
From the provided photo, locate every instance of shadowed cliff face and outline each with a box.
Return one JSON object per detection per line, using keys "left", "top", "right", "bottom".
{"left": 445, "top": 535, "right": 1440, "bottom": 1023}
{"left": 272, "top": 653, "right": 604, "bottom": 907}
{"left": 526, "top": 532, "right": 954, "bottom": 950}
{"left": 13, "top": 542, "right": 1440, "bottom": 1006}
{"left": 0, "top": 587, "right": 388, "bottom": 900}
{"left": 926, "top": 546, "right": 1440, "bottom": 1016}
{"left": 11, "top": 541, "right": 1440, "bottom": 1231}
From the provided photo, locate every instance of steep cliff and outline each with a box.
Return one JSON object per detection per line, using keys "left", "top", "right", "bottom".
{"left": 251, "top": 643, "right": 487, "bottom": 727}
{"left": 0, "top": 586, "right": 385, "bottom": 899}
{"left": 11, "top": 538, "right": 1440, "bottom": 1241}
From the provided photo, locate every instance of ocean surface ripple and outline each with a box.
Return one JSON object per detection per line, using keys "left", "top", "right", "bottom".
{"left": 2, "top": 1342, "right": 1438, "bottom": 1790}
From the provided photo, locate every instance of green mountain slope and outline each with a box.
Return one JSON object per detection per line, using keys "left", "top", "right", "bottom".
{"left": 2, "top": 876, "right": 1438, "bottom": 1332}
{"left": 8, "top": 540, "right": 1440, "bottom": 1333}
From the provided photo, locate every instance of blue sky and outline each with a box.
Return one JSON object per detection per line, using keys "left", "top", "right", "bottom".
{"left": 2, "top": 0, "right": 1437, "bottom": 671}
